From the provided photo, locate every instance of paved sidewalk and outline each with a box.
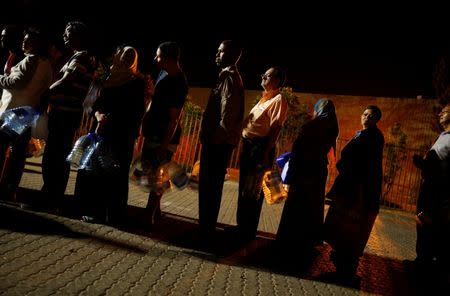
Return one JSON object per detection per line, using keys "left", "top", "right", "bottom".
{"left": 0, "top": 157, "right": 446, "bottom": 295}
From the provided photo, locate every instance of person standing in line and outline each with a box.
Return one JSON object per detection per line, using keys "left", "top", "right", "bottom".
{"left": 0, "top": 28, "right": 53, "bottom": 200}
{"left": 227, "top": 66, "right": 288, "bottom": 241}
{"left": 76, "top": 45, "right": 147, "bottom": 225}
{"left": 141, "top": 41, "right": 188, "bottom": 226}
{"left": 41, "top": 21, "right": 95, "bottom": 210}
{"left": 276, "top": 98, "right": 339, "bottom": 254}
{"left": 198, "top": 40, "right": 245, "bottom": 239}
{"left": 324, "top": 105, "right": 384, "bottom": 282}
{"left": 1, "top": 25, "right": 24, "bottom": 75}
{"left": 0, "top": 24, "right": 25, "bottom": 178}
{"left": 407, "top": 103, "right": 450, "bottom": 287}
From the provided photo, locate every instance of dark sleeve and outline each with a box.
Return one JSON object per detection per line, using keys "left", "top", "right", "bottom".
{"left": 91, "top": 88, "right": 106, "bottom": 115}
{"left": 169, "top": 75, "right": 188, "bottom": 109}
{"left": 361, "top": 130, "right": 384, "bottom": 209}
{"left": 215, "top": 75, "right": 243, "bottom": 142}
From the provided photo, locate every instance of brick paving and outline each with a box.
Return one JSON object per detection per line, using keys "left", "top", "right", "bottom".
{"left": 0, "top": 157, "right": 447, "bottom": 295}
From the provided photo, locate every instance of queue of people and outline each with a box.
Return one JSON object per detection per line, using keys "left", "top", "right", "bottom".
{"left": 0, "top": 21, "right": 448, "bottom": 286}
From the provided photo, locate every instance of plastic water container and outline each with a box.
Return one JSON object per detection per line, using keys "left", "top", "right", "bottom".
{"left": 262, "top": 170, "right": 288, "bottom": 205}
{"left": 66, "top": 133, "right": 96, "bottom": 169}
{"left": 166, "top": 161, "right": 189, "bottom": 189}
{"left": 78, "top": 141, "right": 98, "bottom": 171}
{"left": 75, "top": 136, "right": 120, "bottom": 176}
{"left": 0, "top": 106, "right": 38, "bottom": 139}
{"left": 95, "top": 140, "right": 120, "bottom": 173}
{"left": 129, "top": 156, "right": 170, "bottom": 193}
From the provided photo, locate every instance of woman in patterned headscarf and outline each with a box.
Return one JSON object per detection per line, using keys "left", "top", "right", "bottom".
{"left": 277, "top": 98, "right": 339, "bottom": 254}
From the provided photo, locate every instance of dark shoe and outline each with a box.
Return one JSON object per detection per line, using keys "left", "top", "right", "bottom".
{"left": 224, "top": 225, "right": 255, "bottom": 242}
{"left": 188, "top": 228, "right": 217, "bottom": 251}
{"left": 0, "top": 185, "right": 16, "bottom": 201}
{"left": 403, "top": 258, "right": 435, "bottom": 273}
{"left": 223, "top": 225, "right": 240, "bottom": 235}
{"left": 336, "top": 272, "right": 361, "bottom": 288}
{"left": 403, "top": 259, "right": 418, "bottom": 272}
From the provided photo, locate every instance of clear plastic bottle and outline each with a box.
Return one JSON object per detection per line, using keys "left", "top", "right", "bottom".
{"left": 95, "top": 139, "right": 120, "bottom": 174}
{"left": 0, "top": 106, "right": 38, "bottom": 139}
{"left": 66, "top": 133, "right": 96, "bottom": 169}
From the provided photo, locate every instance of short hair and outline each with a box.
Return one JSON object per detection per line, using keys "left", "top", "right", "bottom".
{"left": 270, "top": 66, "right": 286, "bottom": 88}
{"left": 24, "top": 27, "right": 50, "bottom": 58}
{"left": 66, "top": 21, "right": 91, "bottom": 48}
{"left": 1, "top": 24, "right": 23, "bottom": 49}
{"left": 158, "top": 41, "right": 180, "bottom": 61}
{"left": 221, "top": 40, "right": 242, "bottom": 63}
{"left": 2, "top": 24, "right": 22, "bottom": 37}
{"left": 366, "top": 105, "right": 382, "bottom": 122}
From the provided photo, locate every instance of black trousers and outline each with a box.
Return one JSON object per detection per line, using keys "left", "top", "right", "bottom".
{"left": 236, "top": 137, "right": 273, "bottom": 237}
{"left": 42, "top": 109, "right": 82, "bottom": 204}
{"left": 198, "top": 142, "right": 234, "bottom": 233}
{"left": 0, "top": 128, "right": 31, "bottom": 198}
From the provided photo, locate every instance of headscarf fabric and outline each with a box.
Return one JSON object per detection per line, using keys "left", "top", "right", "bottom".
{"left": 314, "top": 98, "right": 336, "bottom": 119}
{"left": 314, "top": 98, "right": 339, "bottom": 157}
{"left": 104, "top": 46, "right": 139, "bottom": 88}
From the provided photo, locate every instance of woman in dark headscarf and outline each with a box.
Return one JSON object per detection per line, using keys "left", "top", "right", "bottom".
{"left": 76, "top": 45, "right": 146, "bottom": 224}
{"left": 276, "top": 98, "right": 339, "bottom": 253}
{"left": 324, "top": 105, "right": 384, "bottom": 280}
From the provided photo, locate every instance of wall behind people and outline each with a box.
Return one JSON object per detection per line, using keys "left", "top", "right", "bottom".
{"left": 188, "top": 87, "right": 438, "bottom": 150}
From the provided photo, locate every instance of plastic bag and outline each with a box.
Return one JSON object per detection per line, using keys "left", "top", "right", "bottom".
{"left": 262, "top": 170, "right": 288, "bottom": 205}
{"left": 280, "top": 160, "right": 290, "bottom": 183}
{"left": 188, "top": 160, "right": 200, "bottom": 190}
{"left": 129, "top": 155, "right": 170, "bottom": 193}
{"left": 276, "top": 151, "right": 291, "bottom": 168}
{"left": 26, "top": 138, "right": 46, "bottom": 158}
{"left": 166, "top": 161, "right": 189, "bottom": 189}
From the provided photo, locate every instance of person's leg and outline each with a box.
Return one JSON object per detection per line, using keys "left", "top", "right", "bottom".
{"left": 236, "top": 139, "right": 265, "bottom": 238}
{"left": 198, "top": 143, "right": 233, "bottom": 235}
{"left": 143, "top": 146, "right": 172, "bottom": 226}
{"left": 42, "top": 110, "right": 81, "bottom": 209}
{"left": 107, "top": 139, "right": 134, "bottom": 225}
{"left": 75, "top": 170, "right": 105, "bottom": 222}
{"left": 146, "top": 191, "right": 162, "bottom": 225}
{"left": 416, "top": 223, "right": 435, "bottom": 265}
{"left": 0, "top": 132, "right": 12, "bottom": 199}
{"left": 331, "top": 249, "right": 360, "bottom": 280}
{"left": 0, "top": 129, "right": 31, "bottom": 200}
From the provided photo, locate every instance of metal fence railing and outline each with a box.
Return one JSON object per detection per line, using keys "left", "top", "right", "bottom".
{"left": 168, "top": 110, "right": 422, "bottom": 213}
{"left": 75, "top": 106, "right": 422, "bottom": 213}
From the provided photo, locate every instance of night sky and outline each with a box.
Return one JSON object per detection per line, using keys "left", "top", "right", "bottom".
{"left": 4, "top": 1, "right": 449, "bottom": 98}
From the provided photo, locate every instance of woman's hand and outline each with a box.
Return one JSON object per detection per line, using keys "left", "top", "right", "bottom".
{"left": 95, "top": 111, "right": 108, "bottom": 123}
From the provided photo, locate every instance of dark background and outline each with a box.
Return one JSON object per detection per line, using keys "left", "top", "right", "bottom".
{"left": 3, "top": 1, "right": 449, "bottom": 98}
